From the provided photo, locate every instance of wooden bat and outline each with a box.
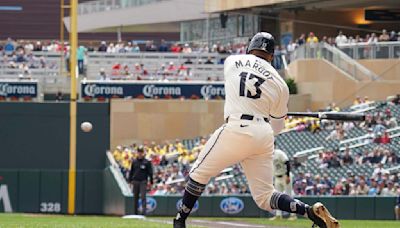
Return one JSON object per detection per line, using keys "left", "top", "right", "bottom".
{"left": 287, "top": 112, "right": 365, "bottom": 121}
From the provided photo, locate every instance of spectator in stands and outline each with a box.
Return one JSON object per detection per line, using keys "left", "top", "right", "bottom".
{"left": 389, "top": 31, "right": 397, "bottom": 41}
{"left": 306, "top": 32, "right": 319, "bottom": 57}
{"left": 373, "top": 163, "right": 385, "bottom": 178}
{"left": 297, "top": 33, "right": 306, "bottom": 46}
{"left": 77, "top": 45, "right": 86, "bottom": 75}
{"left": 335, "top": 30, "right": 348, "bottom": 46}
{"left": 170, "top": 43, "right": 182, "bottom": 53}
{"left": 184, "top": 58, "right": 193, "bottom": 64}
{"left": 98, "top": 41, "right": 107, "bottom": 52}
{"left": 273, "top": 45, "right": 282, "bottom": 69}
{"left": 167, "top": 62, "right": 176, "bottom": 72}
{"left": 328, "top": 153, "right": 341, "bottom": 168}
{"left": 387, "top": 152, "right": 399, "bottom": 165}
{"left": 4, "top": 38, "right": 15, "bottom": 55}
{"left": 341, "top": 148, "right": 354, "bottom": 166}
{"left": 286, "top": 40, "right": 297, "bottom": 63}
{"left": 55, "top": 91, "right": 63, "bottom": 102}
{"left": 145, "top": 40, "right": 157, "bottom": 52}
{"left": 153, "top": 183, "right": 167, "bottom": 195}
{"left": 379, "top": 29, "right": 390, "bottom": 42}
{"left": 159, "top": 39, "right": 169, "bottom": 52}
{"left": 368, "top": 179, "right": 379, "bottom": 195}
{"left": 356, "top": 180, "right": 369, "bottom": 195}
{"left": 368, "top": 33, "right": 378, "bottom": 44}
{"left": 381, "top": 181, "right": 397, "bottom": 196}
{"left": 182, "top": 43, "right": 192, "bottom": 53}
{"left": 131, "top": 42, "right": 140, "bottom": 53}
{"left": 204, "top": 57, "right": 213, "bottom": 64}
{"left": 98, "top": 68, "right": 107, "bottom": 80}
{"left": 325, "top": 123, "right": 345, "bottom": 141}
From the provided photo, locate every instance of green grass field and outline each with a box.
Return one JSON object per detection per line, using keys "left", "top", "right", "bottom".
{"left": 0, "top": 213, "right": 399, "bottom": 228}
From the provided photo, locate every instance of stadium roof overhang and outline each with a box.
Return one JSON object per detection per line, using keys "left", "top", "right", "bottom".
{"left": 64, "top": 0, "right": 208, "bottom": 33}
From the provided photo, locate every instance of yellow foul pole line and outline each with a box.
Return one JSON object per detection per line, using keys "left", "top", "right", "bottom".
{"left": 68, "top": 0, "right": 78, "bottom": 215}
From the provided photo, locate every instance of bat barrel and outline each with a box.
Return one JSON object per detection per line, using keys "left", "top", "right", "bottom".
{"left": 287, "top": 112, "right": 365, "bottom": 121}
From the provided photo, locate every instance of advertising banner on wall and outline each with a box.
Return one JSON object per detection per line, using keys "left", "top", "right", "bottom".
{"left": 80, "top": 80, "right": 225, "bottom": 100}
{"left": 0, "top": 80, "right": 38, "bottom": 99}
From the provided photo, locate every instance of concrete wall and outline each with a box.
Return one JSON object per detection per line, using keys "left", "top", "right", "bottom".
{"left": 110, "top": 100, "right": 224, "bottom": 148}
{"left": 358, "top": 59, "right": 400, "bottom": 81}
{"left": 205, "top": 0, "right": 295, "bottom": 13}
{"left": 110, "top": 97, "right": 311, "bottom": 147}
{"left": 67, "top": 0, "right": 207, "bottom": 32}
{"left": 288, "top": 59, "right": 400, "bottom": 110}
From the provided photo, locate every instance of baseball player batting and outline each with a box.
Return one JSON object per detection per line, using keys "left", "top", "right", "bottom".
{"left": 270, "top": 149, "right": 297, "bottom": 220}
{"left": 173, "top": 32, "right": 340, "bottom": 228}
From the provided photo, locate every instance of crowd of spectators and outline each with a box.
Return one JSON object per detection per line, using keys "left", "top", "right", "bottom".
{"left": 293, "top": 169, "right": 400, "bottom": 196}
{"left": 2, "top": 28, "right": 399, "bottom": 73}
{"left": 0, "top": 38, "right": 59, "bottom": 71}
{"left": 101, "top": 57, "right": 221, "bottom": 81}
{"left": 113, "top": 136, "right": 400, "bottom": 196}
{"left": 311, "top": 145, "right": 399, "bottom": 171}
{"left": 284, "top": 97, "right": 399, "bottom": 138}
{"left": 112, "top": 138, "right": 253, "bottom": 196}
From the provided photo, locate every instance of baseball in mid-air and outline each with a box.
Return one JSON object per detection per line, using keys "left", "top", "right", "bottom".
{"left": 81, "top": 122, "right": 93, "bottom": 132}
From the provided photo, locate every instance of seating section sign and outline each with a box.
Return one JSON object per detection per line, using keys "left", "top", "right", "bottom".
{"left": 0, "top": 80, "right": 38, "bottom": 98}
{"left": 81, "top": 81, "right": 225, "bottom": 99}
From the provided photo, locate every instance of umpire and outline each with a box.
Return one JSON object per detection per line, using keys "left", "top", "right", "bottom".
{"left": 128, "top": 146, "right": 153, "bottom": 215}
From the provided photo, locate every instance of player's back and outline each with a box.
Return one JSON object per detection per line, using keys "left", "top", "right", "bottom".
{"left": 223, "top": 54, "right": 289, "bottom": 120}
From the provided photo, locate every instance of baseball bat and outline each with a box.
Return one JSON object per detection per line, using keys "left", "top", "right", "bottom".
{"left": 287, "top": 112, "right": 365, "bottom": 121}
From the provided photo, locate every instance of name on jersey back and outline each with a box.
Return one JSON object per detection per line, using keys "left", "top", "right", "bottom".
{"left": 234, "top": 59, "right": 272, "bottom": 78}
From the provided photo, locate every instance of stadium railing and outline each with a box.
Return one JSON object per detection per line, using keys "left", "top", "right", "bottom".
{"left": 293, "top": 43, "right": 379, "bottom": 81}
{"left": 106, "top": 151, "right": 132, "bottom": 196}
{"left": 338, "top": 41, "right": 400, "bottom": 59}
{"left": 86, "top": 52, "right": 228, "bottom": 80}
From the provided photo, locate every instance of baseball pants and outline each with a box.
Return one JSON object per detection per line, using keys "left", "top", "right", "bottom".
{"left": 132, "top": 180, "right": 147, "bottom": 215}
{"left": 189, "top": 114, "right": 276, "bottom": 211}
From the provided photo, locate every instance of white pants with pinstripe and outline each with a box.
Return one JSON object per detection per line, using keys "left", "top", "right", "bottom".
{"left": 189, "top": 114, "right": 276, "bottom": 211}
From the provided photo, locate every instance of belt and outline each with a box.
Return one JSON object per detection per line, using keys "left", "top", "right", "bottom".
{"left": 240, "top": 114, "right": 269, "bottom": 123}
{"left": 225, "top": 114, "right": 269, "bottom": 123}
{"left": 276, "top": 175, "right": 284, "bottom": 178}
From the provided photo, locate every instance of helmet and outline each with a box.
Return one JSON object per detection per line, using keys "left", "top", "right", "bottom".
{"left": 246, "top": 32, "right": 275, "bottom": 54}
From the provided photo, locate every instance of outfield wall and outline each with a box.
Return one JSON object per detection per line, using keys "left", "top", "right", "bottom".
{"left": 0, "top": 168, "right": 397, "bottom": 220}
{"left": 0, "top": 169, "right": 103, "bottom": 214}
{"left": 0, "top": 102, "right": 110, "bottom": 170}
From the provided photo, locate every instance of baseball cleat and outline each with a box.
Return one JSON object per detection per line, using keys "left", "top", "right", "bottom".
{"left": 288, "top": 214, "right": 297, "bottom": 221}
{"left": 307, "top": 202, "right": 340, "bottom": 228}
{"left": 173, "top": 218, "right": 186, "bottom": 228}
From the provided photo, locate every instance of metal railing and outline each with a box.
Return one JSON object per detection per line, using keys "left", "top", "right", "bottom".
{"left": 78, "top": 0, "right": 166, "bottom": 15}
{"left": 293, "top": 43, "right": 379, "bottom": 81}
{"left": 337, "top": 41, "right": 400, "bottom": 59}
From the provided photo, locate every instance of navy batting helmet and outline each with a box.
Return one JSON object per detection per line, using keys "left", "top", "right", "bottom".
{"left": 246, "top": 32, "right": 275, "bottom": 54}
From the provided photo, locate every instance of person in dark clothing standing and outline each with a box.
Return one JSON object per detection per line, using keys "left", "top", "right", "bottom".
{"left": 128, "top": 146, "right": 153, "bottom": 215}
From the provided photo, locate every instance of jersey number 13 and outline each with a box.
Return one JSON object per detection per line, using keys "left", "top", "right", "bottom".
{"left": 238, "top": 72, "right": 266, "bottom": 99}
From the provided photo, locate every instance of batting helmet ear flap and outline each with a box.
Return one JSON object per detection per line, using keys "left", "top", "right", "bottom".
{"left": 246, "top": 36, "right": 253, "bottom": 54}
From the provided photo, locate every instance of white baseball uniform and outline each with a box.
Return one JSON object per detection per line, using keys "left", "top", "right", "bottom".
{"left": 189, "top": 54, "right": 289, "bottom": 212}
{"left": 273, "top": 149, "right": 295, "bottom": 217}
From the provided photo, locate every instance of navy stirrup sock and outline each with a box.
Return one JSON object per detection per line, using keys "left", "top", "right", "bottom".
{"left": 270, "top": 192, "right": 308, "bottom": 216}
